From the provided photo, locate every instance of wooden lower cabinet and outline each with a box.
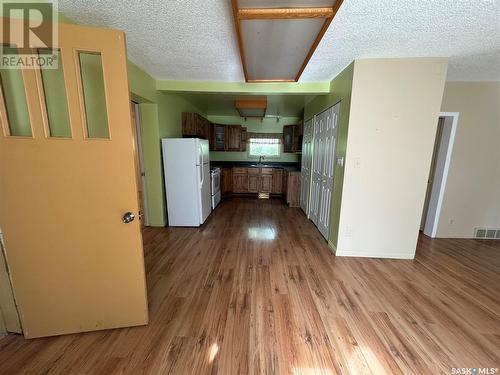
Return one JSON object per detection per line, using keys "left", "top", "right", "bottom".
{"left": 219, "top": 167, "right": 299, "bottom": 200}
{"left": 260, "top": 174, "right": 272, "bottom": 193}
{"left": 271, "top": 169, "right": 283, "bottom": 193}
{"left": 233, "top": 172, "right": 248, "bottom": 193}
{"left": 248, "top": 175, "right": 259, "bottom": 193}
{"left": 285, "top": 171, "right": 301, "bottom": 207}
{"left": 221, "top": 168, "right": 232, "bottom": 195}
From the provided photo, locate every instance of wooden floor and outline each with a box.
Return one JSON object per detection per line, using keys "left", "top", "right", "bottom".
{"left": 1, "top": 197, "right": 499, "bottom": 374}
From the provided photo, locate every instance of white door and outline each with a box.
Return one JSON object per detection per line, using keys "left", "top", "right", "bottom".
{"left": 310, "top": 114, "right": 323, "bottom": 225}
{"left": 300, "top": 119, "right": 313, "bottom": 215}
{"left": 308, "top": 103, "right": 340, "bottom": 240}
{"left": 317, "top": 104, "right": 339, "bottom": 239}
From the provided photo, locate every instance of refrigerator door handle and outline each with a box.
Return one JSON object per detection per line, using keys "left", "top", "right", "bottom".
{"left": 199, "top": 144, "right": 204, "bottom": 187}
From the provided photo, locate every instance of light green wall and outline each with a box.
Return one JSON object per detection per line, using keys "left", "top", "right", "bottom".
{"left": 304, "top": 62, "right": 354, "bottom": 250}
{"left": 138, "top": 103, "right": 165, "bottom": 226}
{"left": 128, "top": 61, "right": 156, "bottom": 103}
{"left": 80, "top": 53, "right": 109, "bottom": 138}
{"left": 40, "top": 50, "right": 71, "bottom": 137}
{"left": 158, "top": 92, "right": 205, "bottom": 138}
{"left": 208, "top": 116, "right": 301, "bottom": 162}
{"left": 0, "top": 70, "right": 31, "bottom": 136}
{"left": 0, "top": 47, "right": 31, "bottom": 136}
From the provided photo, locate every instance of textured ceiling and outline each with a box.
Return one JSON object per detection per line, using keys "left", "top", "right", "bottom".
{"left": 59, "top": 0, "right": 500, "bottom": 82}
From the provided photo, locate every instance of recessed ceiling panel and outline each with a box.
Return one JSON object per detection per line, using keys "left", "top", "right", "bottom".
{"left": 241, "top": 18, "right": 325, "bottom": 81}
{"left": 239, "top": 0, "right": 335, "bottom": 8}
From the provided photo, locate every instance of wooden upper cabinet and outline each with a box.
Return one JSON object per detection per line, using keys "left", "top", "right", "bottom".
{"left": 240, "top": 127, "right": 247, "bottom": 152}
{"left": 198, "top": 117, "right": 209, "bottom": 140}
{"left": 283, "top": 124, "right": 303, "bottom": 153}
{"left": 225, "top": 125, "right": 242, "bottom": 151}
{"left": 182, "top": 112, "right": 198, "bottom": 137}
{"left": 283, "top": 125, "right": 294, "bottom": 153}
{"left": 183, "top": 115, "right": 247, "bottom": 153}
{"left": 294, "top": 122, "right": 303, "bottom": 153}
{"left": 182, "top": 112, "right": 210, "bottom": 140}
{"left": 212, "top": 124, "right": 226, "bottom": 151}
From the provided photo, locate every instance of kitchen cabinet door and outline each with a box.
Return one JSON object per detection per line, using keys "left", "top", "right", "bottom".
{"left": 283, "top": 125, "right": 294, "bottom": 153}
{"left": 272, "top": 169, "right": 283, "bottom": 193}
{"left": 214, "top": 125, "right": 226, "bottom": 151}
{"left": 197, "top": 117, "right": 209, "bottom": 140}
{"left": 285, "top": 171, "right": 301, "bottom": 207}
{"left": 182, "top": 112, "right": 197, "bottom": 137}
{"left": 233, "top": 173, "right": 248, "bottom": 193}
{"left": 294, "top": 122, "right": 303, "bottom": 152}
{"left": 225, "top": 125, "right": 241, "bottom": 151}
{"left": 260, "top": 174, "right": 272, "bottom": 193}
{"left": 221, "top": 168, "right": 232, "bottom": 195}
{"left": 240, "top": 128, "right": 247, "bottom": 152}
{"left": 248, "top": 175, "right": 259, "bottom": 193}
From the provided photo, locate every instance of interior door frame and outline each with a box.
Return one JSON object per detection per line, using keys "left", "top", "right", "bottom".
{"left": 0, "top": 226, "right": 22, "bottom": 334}
{"left": 422, "top": 112, "right": 459, "bottom": 237}
{"left": 132, "top": 102, "right": 149, "bottom": 226}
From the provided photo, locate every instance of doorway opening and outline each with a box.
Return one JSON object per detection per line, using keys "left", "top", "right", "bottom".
{"left": 421, "top": 112, "right": 459, "bottom": 237}
{"left": 131, "top": 102, "right": 150, "bottom": 226}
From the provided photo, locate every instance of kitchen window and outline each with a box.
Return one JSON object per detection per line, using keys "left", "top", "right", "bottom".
{"left": 248, "top": 138, "right": 281, "bottom": 157}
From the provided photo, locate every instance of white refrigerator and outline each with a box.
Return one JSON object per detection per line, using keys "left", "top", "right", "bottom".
{"left": 162, "top": 138, "right": 212, "bottom": 226}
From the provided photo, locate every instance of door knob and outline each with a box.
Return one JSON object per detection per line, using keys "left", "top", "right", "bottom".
{"left": 122, "top": 212, "right": 135, "bottom": 224}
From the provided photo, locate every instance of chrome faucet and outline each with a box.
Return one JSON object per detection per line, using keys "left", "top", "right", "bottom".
{"left": 258, "top": 156, "right": 265, "bottom": 165}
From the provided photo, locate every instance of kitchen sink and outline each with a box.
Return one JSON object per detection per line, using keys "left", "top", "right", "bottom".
{"left": 250, "top": 164, "right": 273, "bottom": 167}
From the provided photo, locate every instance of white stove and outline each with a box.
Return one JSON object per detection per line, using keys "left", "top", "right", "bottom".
{"left": 210, "top": 167, "right": 221, "bottom": 209}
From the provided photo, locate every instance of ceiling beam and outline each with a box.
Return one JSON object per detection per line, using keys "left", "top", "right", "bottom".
{"left": 237, "top": 7, "right": 334, "bottom": 20}
{"left": 155, "top": 80, "right": 331, "bottom": 95}
{"left": 295, "top": 0, "right": 344, "bottom": 81}
{"left": 231, "top": 0, "right": 249, "bottom": 81}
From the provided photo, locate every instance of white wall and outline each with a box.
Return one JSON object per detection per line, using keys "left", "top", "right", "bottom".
{"left": 436, "top": 82, "right": 500, "bottom": 237}
{"left": 336, "top": 58, "right": 448, "bottom": 259}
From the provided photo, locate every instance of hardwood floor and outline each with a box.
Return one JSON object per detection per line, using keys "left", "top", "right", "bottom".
{"left": 1, "top": 197, "right": 499, "bottom": 374}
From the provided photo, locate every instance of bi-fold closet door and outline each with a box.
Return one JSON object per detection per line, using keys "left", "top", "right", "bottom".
{"left": 308, "top": 102, "right": 340, "bottom": 240}
{"left": 300, "top": 119, "right": 313, "bottom": 215}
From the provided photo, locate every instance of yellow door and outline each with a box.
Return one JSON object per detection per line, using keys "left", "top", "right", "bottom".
{"left": 0, "top": 20, "right": 148, "bottom": 338}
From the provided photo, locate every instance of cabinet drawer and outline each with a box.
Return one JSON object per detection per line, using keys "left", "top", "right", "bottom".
{"left": 248, "top": 168, "right": 259, "bottom": 175}
{"left": 261, "top": 168, "right": 273, "bottom": 175}
{"left": 233, "top": 167, "right": 247, "bottom": 174}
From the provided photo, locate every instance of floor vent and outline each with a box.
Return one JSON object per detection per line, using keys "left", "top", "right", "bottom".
{"left": 474, "top": 227, "right": 500, "bottom": 240}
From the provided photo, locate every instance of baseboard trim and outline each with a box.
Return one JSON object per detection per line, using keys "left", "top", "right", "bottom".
{"left": 335, "top": 250, "right": 415, "bottom": 259}
{"left": 328, "top": 241, "right": 337, "bottom": 255}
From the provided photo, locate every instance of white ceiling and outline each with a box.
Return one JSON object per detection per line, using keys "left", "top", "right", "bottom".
{"left": 59, "top": 0, "right": 500, "bottom": 82}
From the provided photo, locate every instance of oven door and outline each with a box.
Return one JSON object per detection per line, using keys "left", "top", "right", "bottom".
{"left": 212, "top": 190, "right": 221, "bottom": 209}
{"left": 211, "top": 171, "right": 220, "bottom": 195}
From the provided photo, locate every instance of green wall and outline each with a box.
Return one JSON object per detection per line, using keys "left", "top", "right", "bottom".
{"left": 208, "top": 116, "right": 301, "bottom": 163}
{"left": 304, "top": 62, "right": 354, "bottom": 250}
{"left": 158, "top": 92, "right": 205, "bottom": 138}
{"left": 40, "top": 49, "right": 71, "bottom": 137}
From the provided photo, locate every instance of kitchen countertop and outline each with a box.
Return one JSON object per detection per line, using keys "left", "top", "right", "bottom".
{"left": 210, "top": 161, "right": 301, "bottom": 172}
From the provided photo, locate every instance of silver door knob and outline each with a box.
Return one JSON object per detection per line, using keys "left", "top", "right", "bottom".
{"left": 122, "top": 212, "right": 135, "bottom": 223}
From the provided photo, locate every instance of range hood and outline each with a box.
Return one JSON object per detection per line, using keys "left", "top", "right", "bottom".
{"left": 235, "top": 98, "right": 267, "bottom": 118}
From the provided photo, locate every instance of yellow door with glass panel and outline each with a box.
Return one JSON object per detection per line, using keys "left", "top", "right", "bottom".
{"left": 0, "top": 20, "right": 148, "bottom": 338}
